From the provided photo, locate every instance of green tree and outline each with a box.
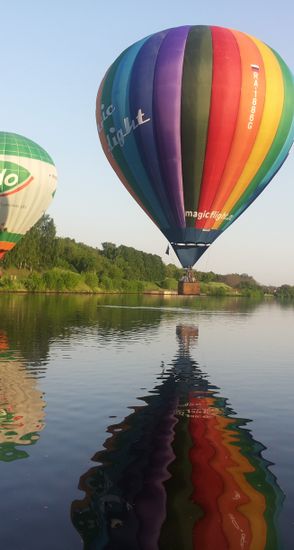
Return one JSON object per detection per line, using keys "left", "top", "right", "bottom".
{"left": 275, "top": 285, "right": 294, "bottom": 299}
{"left": 101, "top": 242, "right": 118, "bottom": 261}
{"left": 3, "top": 214, "right": 57, "bottom": 270}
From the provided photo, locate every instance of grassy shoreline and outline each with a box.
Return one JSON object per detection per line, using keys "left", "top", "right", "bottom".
{"left": 0, "top": 269, "right": 273, "bottom": 298}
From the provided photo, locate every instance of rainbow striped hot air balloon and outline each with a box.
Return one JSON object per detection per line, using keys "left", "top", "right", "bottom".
{"left": 96, "top": 25, "right": 294, "bottom": 268}
{"left": 0, "top": 132, "right": 57, "bottom": 259}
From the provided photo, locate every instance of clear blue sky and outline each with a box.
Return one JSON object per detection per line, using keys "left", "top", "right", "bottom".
{"left": 1, "top": 0, "right": 293, "bottom": 285}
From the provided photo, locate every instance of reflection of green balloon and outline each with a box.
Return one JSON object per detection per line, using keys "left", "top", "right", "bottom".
{"left": 0, "top": 132, "right": 57, "bottom": 260}
{"left": 97, "top": 25, "right": 294, "bottom": 267}
{"left": 0, "top": 440, "right": 35, "bottom": 462}
{"left": 0, "top": 356, "right": 45, "bottom": 461}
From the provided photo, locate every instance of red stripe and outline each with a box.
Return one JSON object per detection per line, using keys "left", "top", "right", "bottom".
{"left": 189, "top": 397, "right": 228, "bottom": 548}
{"left": 0, "top": 176, "right": 34, "bottom": 197}
{"left": 196, "top": 27, "right": 242, "bottom": 228}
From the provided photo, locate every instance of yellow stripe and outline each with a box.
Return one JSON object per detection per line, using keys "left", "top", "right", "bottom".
{"left": 216, "top": 416, "right": 267, "bottom": 546}
{"left": 213, "top": 35, "right": 284, "bottom": 228}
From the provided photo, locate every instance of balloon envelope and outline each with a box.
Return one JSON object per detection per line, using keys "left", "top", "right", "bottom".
{"left": 0, "top": 132, "right": 57, "bottom": 259}
{"left": 96, "top": 25, "right": 294, "bottom": 267}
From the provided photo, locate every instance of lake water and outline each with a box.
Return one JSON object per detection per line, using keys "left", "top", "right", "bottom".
{"left": 0, "top": 294, "right": 293, "bottom": 550}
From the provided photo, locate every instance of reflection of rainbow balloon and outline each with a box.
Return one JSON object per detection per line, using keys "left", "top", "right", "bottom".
{"left": 97, "top": 26, "right": 294, "bottom": 267}
{"left": 186, "top": 392, "right": 283, "bottom": 549}
{"left": 71, "top": 324, "right": 283, "bottom": 548}
{"left": 0, "top": 132, "right": 57, "bottom": 260}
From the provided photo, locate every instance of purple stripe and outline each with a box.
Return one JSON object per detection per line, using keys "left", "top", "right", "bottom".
{"left": 129, "top": 30, "right": 176, "bottom": 227}
{"left": 153, "top": 26, "right": 190, "bottom": 227}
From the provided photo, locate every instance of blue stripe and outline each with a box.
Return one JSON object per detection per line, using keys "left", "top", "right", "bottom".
{"left": 112, "top": 37, "right": 170, "bottom": 228}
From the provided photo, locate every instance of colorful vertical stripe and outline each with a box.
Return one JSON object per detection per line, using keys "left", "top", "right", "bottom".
{"left": 97, "top": 25, "right": 294, "bottom": 267}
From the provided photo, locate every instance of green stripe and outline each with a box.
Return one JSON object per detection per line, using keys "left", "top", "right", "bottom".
{"left": 220, "top": 50, "right": 294, "bottom": 228}
{"left": 0, "top": 133, "right": 54, "bottom": 165}
{"left": 0, "top": 231, "right": 22, "bottom": 243}
{"left": 181, "top": 26, "right": 213, "bottom": 227}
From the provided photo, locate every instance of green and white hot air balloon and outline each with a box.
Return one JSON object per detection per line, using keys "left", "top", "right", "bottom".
{"left": 0, "top": 132, "right": 57, "bottom": 259}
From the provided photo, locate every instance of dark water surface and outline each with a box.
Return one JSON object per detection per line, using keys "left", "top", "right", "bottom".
{"left": 0, "top": 294, "right": 293, "bottom": 549}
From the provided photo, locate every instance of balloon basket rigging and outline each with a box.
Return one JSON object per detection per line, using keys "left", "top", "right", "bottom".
{"left": 178, "top": 268, "right": 200, "bottom": 296}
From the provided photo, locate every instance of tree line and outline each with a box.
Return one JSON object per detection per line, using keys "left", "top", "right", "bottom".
{"left": 0, "top": 215, "right": 292, "bottom": 297}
